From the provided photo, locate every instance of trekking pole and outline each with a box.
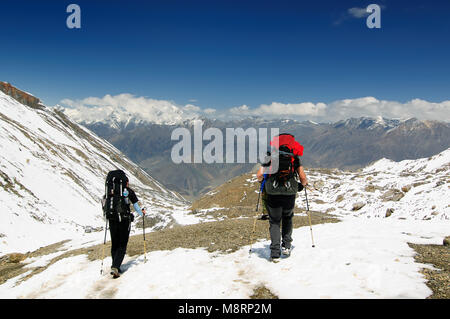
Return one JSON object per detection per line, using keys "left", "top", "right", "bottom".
{"left": 304, "top": 187, "right": 315, "bottom": 248}
{"left": 255, "top": 187, "right": 262, "bottom": 212}
{"left": 100, "top": 218, "right": 109, "bottom": 275}
{"left": 249, "top": 187, "right": 262, "bottom": 254}
{"left": 142, "top": 208, "right": 147, "bottom": 263}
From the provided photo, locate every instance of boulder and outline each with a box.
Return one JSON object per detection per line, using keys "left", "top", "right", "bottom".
{"left": 352, "top": 202, "right": 366, "bottom": 211}
{"left": 443, "top": 236, "right": 450, "bottom": 246}
{"left": 385, "top": 208, "right": 394, "bottom": 217}
{"left": 381, "top": 189, "right": 404, "bottom": 202}
{"left": 401, "top": 185, "right": 412, "bottom": 193}
{"left": 4, "top": 253, "right": 27, "bottom": 263}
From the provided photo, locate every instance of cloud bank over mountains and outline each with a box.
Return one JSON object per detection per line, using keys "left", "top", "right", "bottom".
{"left": 60, "top": 94, "right": 450, "bottom": 125}
{"left": 231, "top": 97, "right": 450, "bottom": 122}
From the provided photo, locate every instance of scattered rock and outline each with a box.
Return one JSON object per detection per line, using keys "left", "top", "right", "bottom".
{"left": 365, "top": 184, "right": 376, "bottom": 192}
{"left": 401, "top": 185, "right": 412, "bottom": 193}
{"left": 352, "top": 202, "right": 366, "bottom": 211}
{"left": 413, "top": 181, "right": 427, "bottom": 188}
{"left": 313, "top": 181, "right": 324, "bottom": 190}
{"left": 385, "top": 208, "right": 394, "bottom": 218}
{"left": 435, "top": 180, "right": 445, "bottom": 187}
{"left": 250, "top": 285, "right": 279, "bottom": 299}
{"left": 2, "top": 253, "right": 27, "bottom": 264}
{"left": 432, "top": 205, "right": 436, "bottom": 210}
{"left": 444, "top": 236, "right": 450, "bottom": 246}
{"left": 381, "top": 189, "right": 404, "bottom": 202}
{"left": 335, "top": 194, "right": 344, "bottom": 202}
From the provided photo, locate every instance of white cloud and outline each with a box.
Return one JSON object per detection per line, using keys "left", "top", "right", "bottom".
{"left": 204, "top": 108, "right": 216, "bottom": 114}
{"left": 183, "top": 104, "right": 201, "bottom": 112}
{"left": 61, "top": 94, "right": 200, "bottom": 125}
{"left": 226, "top": 97, "right": 450, "bottom": 122}
{"left": 229, "top": 104, "right": 250, "bottom": 114}
{"left": 335, "top": 5, "right": 385, "bottom": 25}
{"left": 348, "top": 7, "right": 369, "bottom": 18}
{"left": 60, "top": 94, "right": 450, "bottom": 125}
{"left": 230, "top": 102, "right": 327, "bottom": 117}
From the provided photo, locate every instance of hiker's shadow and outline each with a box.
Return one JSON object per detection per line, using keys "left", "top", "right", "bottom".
{"left": 250, "top": 244, "right": 295, "bottom": 261}
{"left": 120, "top": 259, "right": 140, "bottom": 274}
{"left": 250, "top": 244, "right": 271, "bottom": 261}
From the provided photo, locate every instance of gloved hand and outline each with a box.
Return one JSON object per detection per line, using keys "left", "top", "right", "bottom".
{"left": 298, "top": 182, "right": 304, "bottom": 192}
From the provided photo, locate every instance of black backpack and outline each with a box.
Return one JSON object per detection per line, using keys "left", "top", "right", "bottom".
{"left": 102, "top": 170, "right": 131, "bottom": 221}
{"left": 264, "top": 145, "right": 298, "bottom": 196}
{"left": 274, "top": 145, "right": 296, "bottom": 183}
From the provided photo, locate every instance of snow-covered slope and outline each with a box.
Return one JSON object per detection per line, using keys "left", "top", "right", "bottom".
{"left": 1, "top": 98, "right": 448, "bottom": 299}
{"left": 0, "top": 90, "right": 195, "bottom": 255}
{"left": 1, "top": 218, "right": 447, "bottom": 299}
{"left": 304, "top": 149, "right": 450, "bottom": 221}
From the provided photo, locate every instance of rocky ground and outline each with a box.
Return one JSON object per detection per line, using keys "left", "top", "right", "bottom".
{"left": 408, "top": 239, "right": 450, "bottom": 299}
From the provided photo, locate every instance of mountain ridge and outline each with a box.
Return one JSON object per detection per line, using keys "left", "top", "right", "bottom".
{"left": 0, "top": 86, "right": 195, "bottom": 255}
{"left": 71, "top": 114, "right": 450, "bottom": 199}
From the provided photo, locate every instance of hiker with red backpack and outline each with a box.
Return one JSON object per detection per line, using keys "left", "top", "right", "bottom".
{"left": 257, "top": 134, "right": 308, "bottom": 262}
{"left": 102, "top": 170, "right": 146, "bottom": 278}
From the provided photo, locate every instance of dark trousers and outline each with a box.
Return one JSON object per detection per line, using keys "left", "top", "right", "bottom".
{"left": 267, "top": 205, "right": 294, "bottom": 258}
{"left": 109, "top": 218, "right": 131, "bottom": 269}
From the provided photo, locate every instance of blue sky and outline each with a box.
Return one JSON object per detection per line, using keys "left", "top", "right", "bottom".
{"left": 1, "top": 0, "right": 449, "bottom": 112}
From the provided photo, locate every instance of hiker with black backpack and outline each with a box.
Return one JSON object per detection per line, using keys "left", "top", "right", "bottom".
{"left": 257, "top": 134, "right": 308, "bottom": 262}
{"left": 102, "top": 170, "right": 146, "bottom": 278}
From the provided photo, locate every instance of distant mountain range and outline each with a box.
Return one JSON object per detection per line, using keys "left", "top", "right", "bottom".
{"left": 64, "top": 111, "right": 450, "bottom": 200}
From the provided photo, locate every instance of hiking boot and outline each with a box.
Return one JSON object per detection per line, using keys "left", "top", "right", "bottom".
{"left": 111, "top": 267, "right": 120, "bottom": 278}
{"left": 258, "top": 214, "right": 269, "bottom": 220}
{"left": 110, "top": 266, "right": 123, "bottom": 274}
{"left": 281, "top": 247, "right": 291, "bottom": 257}
{"left": 270, "top": 256, "right": 280, "bottom": 263}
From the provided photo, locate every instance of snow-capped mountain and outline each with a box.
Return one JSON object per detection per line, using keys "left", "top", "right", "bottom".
{"left": 0, "top": 85, "right": 195, "bottom": 255}
{"left": 60, "top": 94, "right": 200, "bottom": 128}
{"left": 68, "top": 111, "right": 450, "bottom": 199}
{"left": 333, "top": 116, "right": 401, "bottom": 130}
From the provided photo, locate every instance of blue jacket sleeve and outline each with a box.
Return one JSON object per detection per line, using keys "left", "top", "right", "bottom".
{"left": 260, "top": 174, "right": 269, "bottom": 191}
{"left": 133, "top": 202, "right": 144, "bottom": 216}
